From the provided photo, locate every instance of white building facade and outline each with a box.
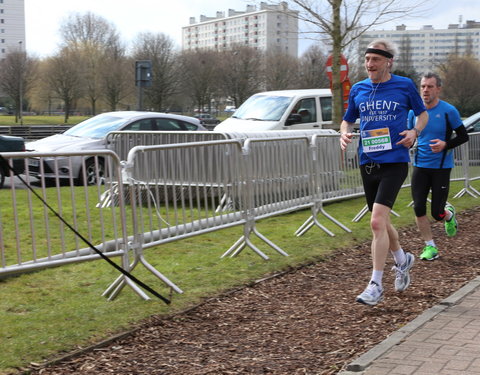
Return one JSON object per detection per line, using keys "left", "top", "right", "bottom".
{"left": 182, "top": 2, "right": 298, "bottom": 57}
{"left": 0, "top": 0, "right": 25, "bottom": 58}
{"left": 359, "top": 20, "right": 480, "bottom": 74}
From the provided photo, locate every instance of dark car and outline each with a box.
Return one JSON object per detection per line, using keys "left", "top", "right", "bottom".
{"left": 194, "top": 113, "right": 220, "bottom": 130}
{"left": 0, "top": 135, "right": 26, "bottom": 188}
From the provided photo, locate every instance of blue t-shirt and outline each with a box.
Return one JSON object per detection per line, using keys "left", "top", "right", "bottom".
{"left": 407, "top": 100, "right": 463, "bottom": 168}
{"left": 344, "top": 74, "right": 426, "bottom": 165}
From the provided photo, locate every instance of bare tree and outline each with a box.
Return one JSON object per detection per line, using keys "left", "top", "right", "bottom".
{"left": 43, "top": 48, "right": 84, "bottom": 122}
{"left": 264, "top": 50, "right": 300, "bottom": 90}
{"left": 101, "top": 42, "right": 133, "bottom": 111}
{"left": 438, "top": 56, "right": 480, "bottom": 116}
{"left": 0, "top": 49, "right": 38, "bottom": 123}
{"left": 217, "top": 45, "right": 264, "bottom": 108}
{"left": 297, "top": 44, "right": 330, "bottom": 89}
{"left": 59, "top": 12, "right": 121, "bottom": 115}
{"left": 274, "top": 0, "right": 427, "bottom": 125}
{"left": 131, "top": 32, "right": 181, "bottom": 111}
{"left": 180, "top": 50, "right": 220, "bottom": 113}
{"left": 29, "top": 59, "right": 58, "bottom": 115}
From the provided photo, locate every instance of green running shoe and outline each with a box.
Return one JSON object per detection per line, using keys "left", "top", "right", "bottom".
{"left": 445, "top": 204, "right": 457, "bottom": 237}
{"left": 420, "top": 245, "right": 439, "bottom": 261}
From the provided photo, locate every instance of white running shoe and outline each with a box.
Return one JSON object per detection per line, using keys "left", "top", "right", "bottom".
{"left": 356, "top": 281, "right": 384, "bottom": 306}
{"left": 392, "top": 252, "right": 414, "bottom": 292}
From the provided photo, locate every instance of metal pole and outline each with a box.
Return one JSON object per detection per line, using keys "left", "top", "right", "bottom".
{"left": 18, "top": 41, "right": 23, "bottom": 125}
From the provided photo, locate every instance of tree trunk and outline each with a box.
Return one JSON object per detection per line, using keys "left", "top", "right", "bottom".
{"left": 331, "top": 0, "right": 344, "bottom": 128}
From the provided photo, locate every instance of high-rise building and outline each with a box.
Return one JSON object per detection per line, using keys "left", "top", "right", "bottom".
{"left": 359, "top": 20, "right": 480, "bottom": 74}
{"left": 182, "top": 2, "right": 298, "bottom": 57}
{"left": 0, "top": 0, "right": 26, "bottom": 58}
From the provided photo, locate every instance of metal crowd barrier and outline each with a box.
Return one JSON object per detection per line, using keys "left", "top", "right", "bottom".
{"left": 0, "top": 131, "right": 478, "bottom": 300}
{"left": 106, "top": 130, "right": 229, "bottom": 162}
{"left": 0, "top": 151, "right": 128, "bottom": 277}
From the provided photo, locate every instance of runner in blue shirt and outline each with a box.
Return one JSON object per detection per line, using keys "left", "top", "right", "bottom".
{"left": 340, "top": 39, "right": 428, "bottom": 306}
{"left": 408, "top": 73, "right": 469, "bottom": 261}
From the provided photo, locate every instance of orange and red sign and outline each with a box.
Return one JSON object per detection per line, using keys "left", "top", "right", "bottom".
{"left": 326, "top": 54, "right": 350, "bottom": 111}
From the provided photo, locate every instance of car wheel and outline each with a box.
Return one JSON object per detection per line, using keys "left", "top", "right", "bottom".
{"left": 77, "top": 158, "right": 105, "bottom": 186}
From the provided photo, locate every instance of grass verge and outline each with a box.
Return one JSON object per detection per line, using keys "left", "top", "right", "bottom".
{"left": 0, "top": 116, "right": 90, "bottom": 126}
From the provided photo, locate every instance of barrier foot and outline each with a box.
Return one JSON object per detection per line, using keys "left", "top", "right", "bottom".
{"left": 295, "top": 215, "right": 313, "bottom": 235}
{"left": 295, "top": 205, "right": 350, "bottom": 237}
{"left": 221, "top": 235, "right": 245, "bottom": 258}
{"left": 243, "top": 235, "right": 270, "bottom": 260}
{"left": 103, "top": 257, "right": 141, "bottom": 300}
{"left": 353, "top": 204, "right": 369, "bottom": 222}
{"left": 224, "top": 235, "right": 269, "bottom": 259}
{"left": 252, "top": 226, "right": 289, "bottom": 257}
{"left": 103, "top": 275, "right": 151, "bottom": 301}
{"left": 103, "top": 254, "right": 182, "bottom": 300}
{"left": 223, "top": 222, "right": 288, "bottom": 260}
{"left": 319, "top": 206, "right": 352, "bottom": 233}
{"left": 353, "top": 204, "right": 399, "bottom": 221}
{"left": 295, "top": 216, "right": 334, "bottom": 237}
{"left": 103, "top": 276, "right": 127, "bottom": 300}
{"left": 454, "top": 187, "right": 479, "bottom": 199}
{"left": 139, "top": 254, "right": 183, "bottom": 294}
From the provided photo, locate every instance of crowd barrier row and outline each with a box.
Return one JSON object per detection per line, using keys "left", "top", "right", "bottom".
{"left": 0, "top": 130, "right": 478, "bottom": 300}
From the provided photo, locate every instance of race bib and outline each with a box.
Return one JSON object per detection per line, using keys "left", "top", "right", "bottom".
{"left": 361, "top": 127, "right": 392, "bottom": 152}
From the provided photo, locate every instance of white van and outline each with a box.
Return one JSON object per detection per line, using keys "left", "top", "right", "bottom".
{"left": 214, "top": 89, "right": 333, "bottom": 132}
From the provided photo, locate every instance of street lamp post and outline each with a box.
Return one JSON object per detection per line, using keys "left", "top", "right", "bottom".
{"left": 18, "top": 41, "right": 23, "bottom": 125}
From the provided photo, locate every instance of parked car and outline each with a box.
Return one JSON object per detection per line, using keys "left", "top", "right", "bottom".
{"left": 0, "top": 135, "right": 26, "bottom": 188}
{"left": 214, "top": 89, "right": 333, "bottom": 132}
{"left": 464, "top": 111, "right": 480, "bottom": 133}
{"left": 463, "top": 111, "right": 480, "bottom": 164}
{"left": 194, "top": 113, "right": 221, "bottom": 130}
{"left": 26, "top": 111, "right": 207, "bottom": 185}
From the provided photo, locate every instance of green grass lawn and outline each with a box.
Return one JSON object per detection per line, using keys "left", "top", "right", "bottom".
{"left": 0, "top": 115, "right": 90, "bottom": 126}
{"left": 0, "top": 179, "right": 479, "bottom": 373}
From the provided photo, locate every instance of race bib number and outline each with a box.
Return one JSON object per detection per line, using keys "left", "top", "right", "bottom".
{"left": 361, "top": 127, "right": 392, "bottom": 152}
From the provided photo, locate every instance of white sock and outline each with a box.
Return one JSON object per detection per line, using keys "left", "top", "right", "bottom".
{"left": 391, "top": 248, "right": 406, "bottom": 266}
{"left": 445, "top": 209, "right": 453, "bottom": 221}
{"left": 370, "top": 270, "right": 383, "bottom": 288}
{"left": 426, "top": 240, "right": 436, "bottom": 247}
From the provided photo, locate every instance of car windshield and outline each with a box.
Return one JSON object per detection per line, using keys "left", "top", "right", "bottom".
{"left": 233, "top": 94, "right": 293, "bottom": 121}
{"left": 464, "top": 112, "right": 480, "bottom": 130}
{"left": 64, "top": 115, "right": 129, "bottom": 139}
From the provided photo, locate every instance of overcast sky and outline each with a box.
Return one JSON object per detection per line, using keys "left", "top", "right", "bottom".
{"left": 24, "top": 0, "right": 479, "bottom": 57}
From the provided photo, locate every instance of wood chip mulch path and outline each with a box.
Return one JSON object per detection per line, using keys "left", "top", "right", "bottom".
{"left": 25, "top": 206, "right": 480, "bottom": 375}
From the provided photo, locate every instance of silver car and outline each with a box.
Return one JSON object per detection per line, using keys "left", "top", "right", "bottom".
{"left": 26, "top": 111, "right": 207, "bottom": 185}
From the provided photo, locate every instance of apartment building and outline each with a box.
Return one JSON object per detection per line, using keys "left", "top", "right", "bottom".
{"left": 359, "top": 19, "right": 480, "bottom": 74}
{"left": 0, "top": 0, "right": 25, "bottom": 58}
{"left": 182, "top": 2, "right": 298, "bottom": 57}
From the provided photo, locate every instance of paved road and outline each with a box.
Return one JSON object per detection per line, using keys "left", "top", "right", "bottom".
{"left": 340, "top": 276, "right": 480, "bottom": 375}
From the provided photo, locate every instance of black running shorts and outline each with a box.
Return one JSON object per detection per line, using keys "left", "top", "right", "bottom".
{"left": 360, "top": 162, "right": 409, "bottom": 211}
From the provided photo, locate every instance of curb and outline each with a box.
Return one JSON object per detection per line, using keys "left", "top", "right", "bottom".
{"left": 338, "top": 276, "right": 480, "bottom": 374}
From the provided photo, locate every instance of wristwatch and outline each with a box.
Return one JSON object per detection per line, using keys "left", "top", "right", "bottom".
{"left": 412, "top": 127, "right": 421, "bottom": 137}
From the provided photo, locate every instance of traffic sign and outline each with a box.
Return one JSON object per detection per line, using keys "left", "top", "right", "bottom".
{"left": 326, "top": 54, "right": 349, "bottom": 82}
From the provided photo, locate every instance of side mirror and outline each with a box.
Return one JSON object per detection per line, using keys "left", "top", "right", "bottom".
{"left": 286, "top": 113, "right": 302, "bottom": 126}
